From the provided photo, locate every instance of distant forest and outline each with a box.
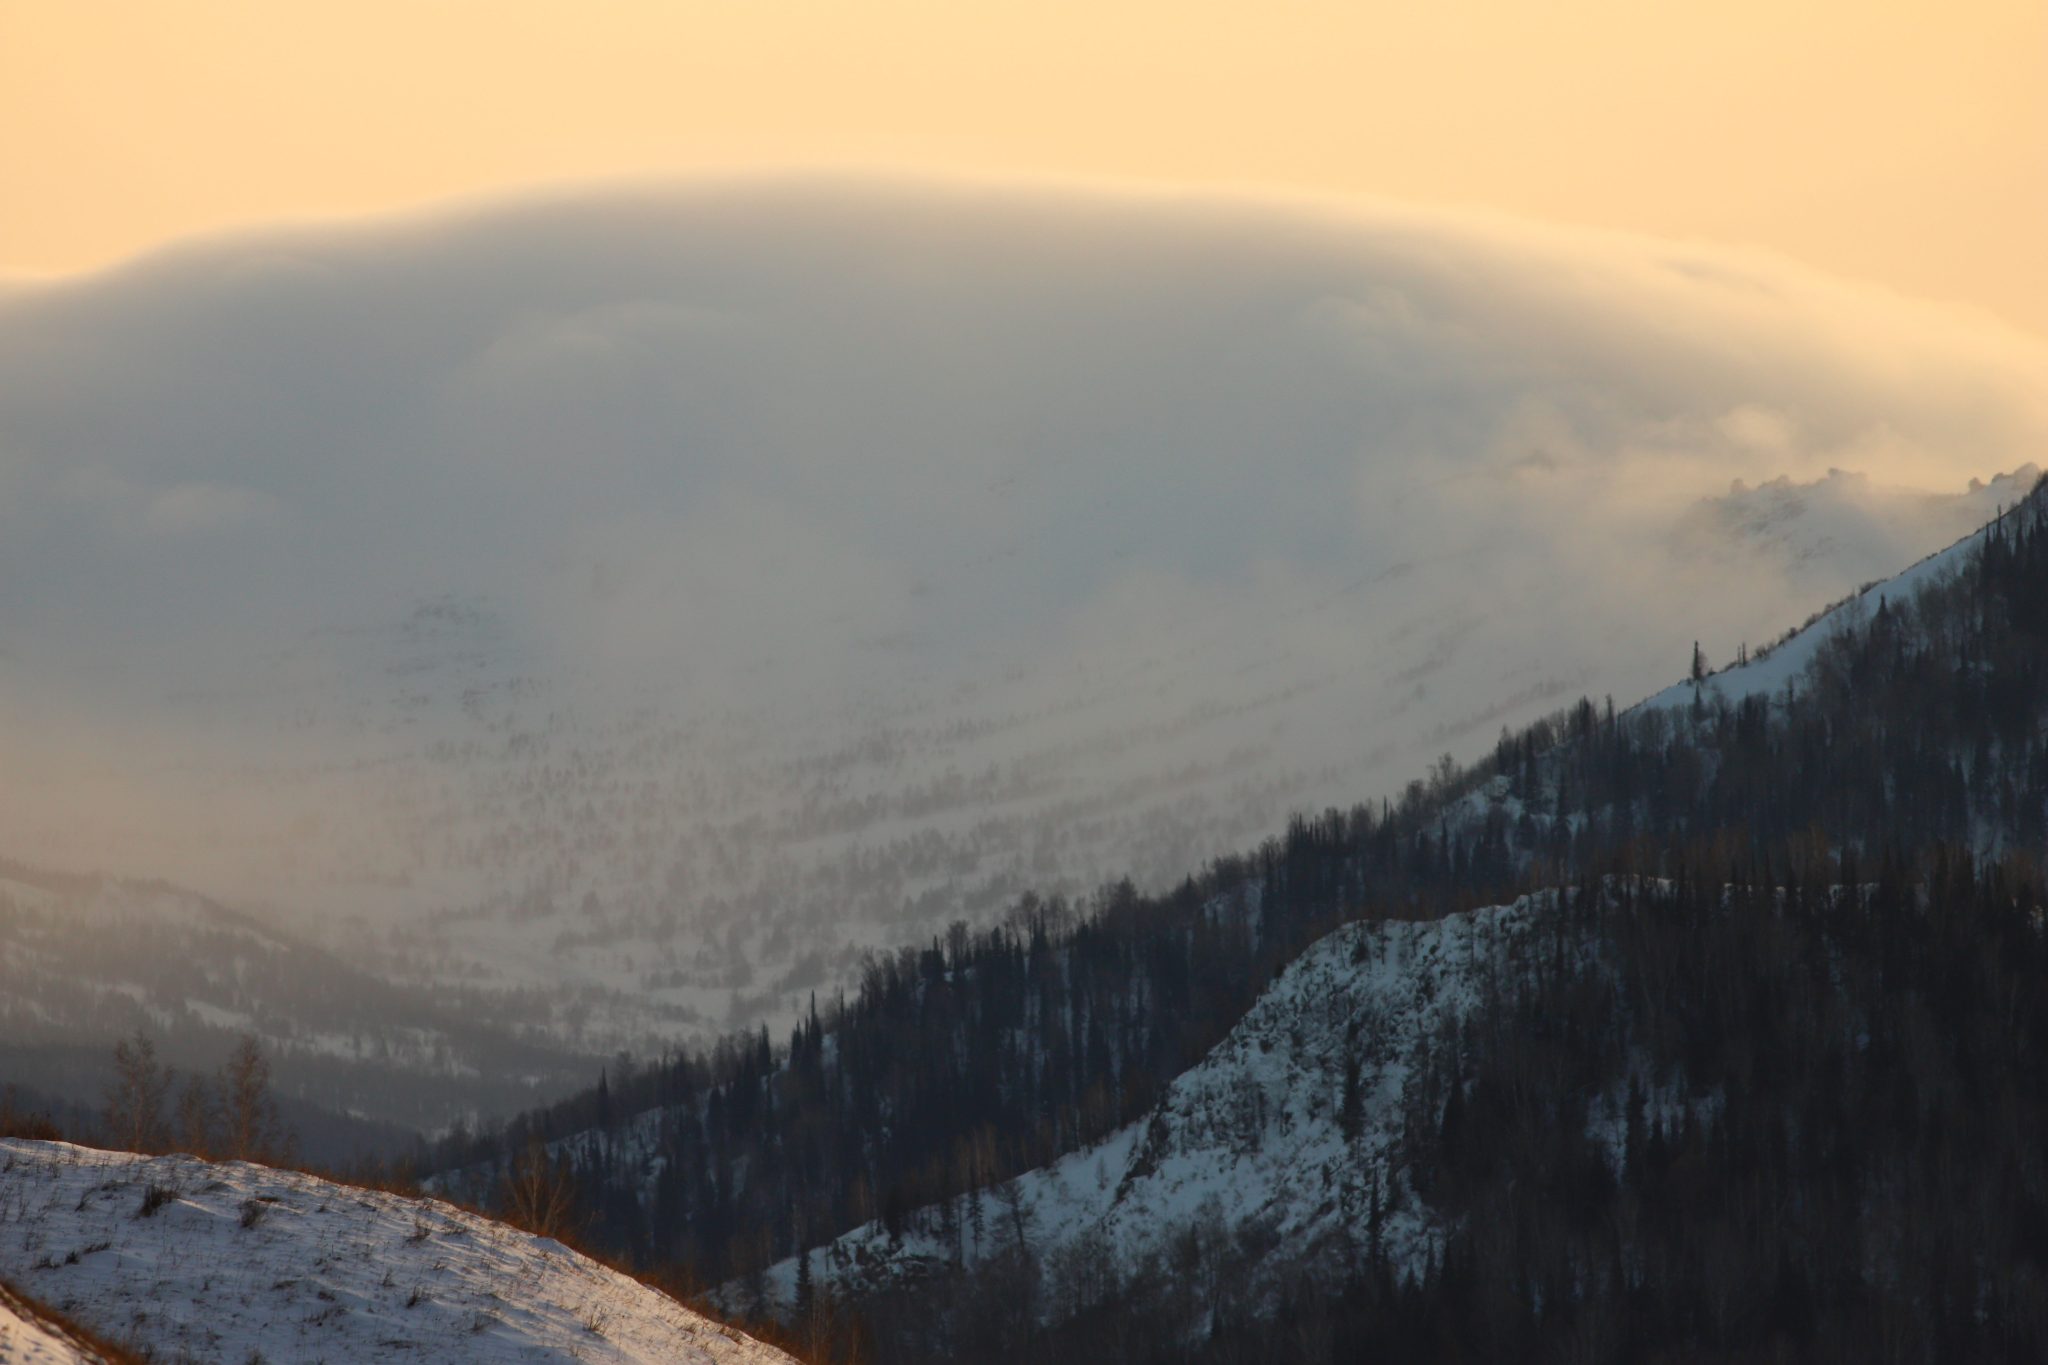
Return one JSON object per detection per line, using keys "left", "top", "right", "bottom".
{"left": 428, "top": 481, "right": 2048, "bottom": 1362}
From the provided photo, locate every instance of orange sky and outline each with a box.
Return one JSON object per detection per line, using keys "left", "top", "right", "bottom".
{"left": 5, "top": 0, "right": 2045, "bottom": 339}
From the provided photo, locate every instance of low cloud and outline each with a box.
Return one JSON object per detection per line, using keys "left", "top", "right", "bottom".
{"left": 1, "top": 180, "right": 2043, "bottom": 997}
{"left": 143, "top": 482, "right": 283, "bottom": 536}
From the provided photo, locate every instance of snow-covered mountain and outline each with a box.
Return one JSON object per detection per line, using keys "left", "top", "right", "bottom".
{"left": 5, "top": 185, "right": 2047, "bottom": 1057}
{"left": 6, "top": 471, "right": 2025, "bottom": 1141}
{"left": 406, "top": 473, "right": 2048, "bottom": 1365}
{"left": 729, "top": 478, "right": 2046, "bottom": 1331}
{"left": 0, "top": 1139, "right": 793, "bottom": 1364}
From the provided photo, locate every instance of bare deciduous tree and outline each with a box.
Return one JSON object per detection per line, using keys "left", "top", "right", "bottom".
{"left": 218, "top": 1034, "right": 284, "bottom": 1161}
{"left": 104, "top": 1029, "right": 169, "bottom": 1153}
{"left": 502, "top": 1139, "right": 580, "bottom": 1240}
{"left": 175, "top": 1075, "right": 217, "bottom": 1157}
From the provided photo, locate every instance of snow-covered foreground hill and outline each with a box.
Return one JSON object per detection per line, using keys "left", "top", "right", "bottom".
{"left": 750, "top": 894, "right": 1578, "bottom": 1319}
{"left": 0, "top": 1140, "right": 793, "bottom": 1365}
{"left": 0, "top": 1282, "right": 118, "bottom": 1365}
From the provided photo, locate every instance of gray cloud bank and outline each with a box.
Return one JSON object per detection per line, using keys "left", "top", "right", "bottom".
{"left": 2, "top": 181, "right": 2044, "bottom": 1029}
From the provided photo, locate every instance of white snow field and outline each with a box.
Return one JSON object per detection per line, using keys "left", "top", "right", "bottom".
{"left": 0, "top": 1140, "right": 793, "bottom": 1365}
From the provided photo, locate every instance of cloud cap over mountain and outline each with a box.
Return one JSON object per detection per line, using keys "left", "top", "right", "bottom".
{"left": 2, "top": 180, "right": 2043, "bottom": 1004}
{"left": 5, "top": 181, "right": 2043, "bottom": 674}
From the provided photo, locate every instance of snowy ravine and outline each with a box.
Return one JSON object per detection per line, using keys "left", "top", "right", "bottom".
{"left": 749, "top": 894, "right": 1569, "bottom": 1317}
{"left": 0, "top": 1141, "right": 793, "bottom": 1365}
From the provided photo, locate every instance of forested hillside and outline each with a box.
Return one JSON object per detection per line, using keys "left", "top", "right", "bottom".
{"left": 773, "top": 859, "right": 2048, "bottom": 1363}
{"left": 430, "top": 477, "right": 2048, "bottom": 1360}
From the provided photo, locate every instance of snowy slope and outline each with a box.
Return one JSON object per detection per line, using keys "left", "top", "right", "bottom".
{"left": 750, "top": 895, "right": 1571, "bottom": 1317}
{"left": 0, "top": 1283, "right": 112, "bottom": 1365}
{"left": 1639, "top": 477, "right": 2042, "bottom": 716}
{"left": 0, "top": 1140, "right": 792, "bottom": 1365}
